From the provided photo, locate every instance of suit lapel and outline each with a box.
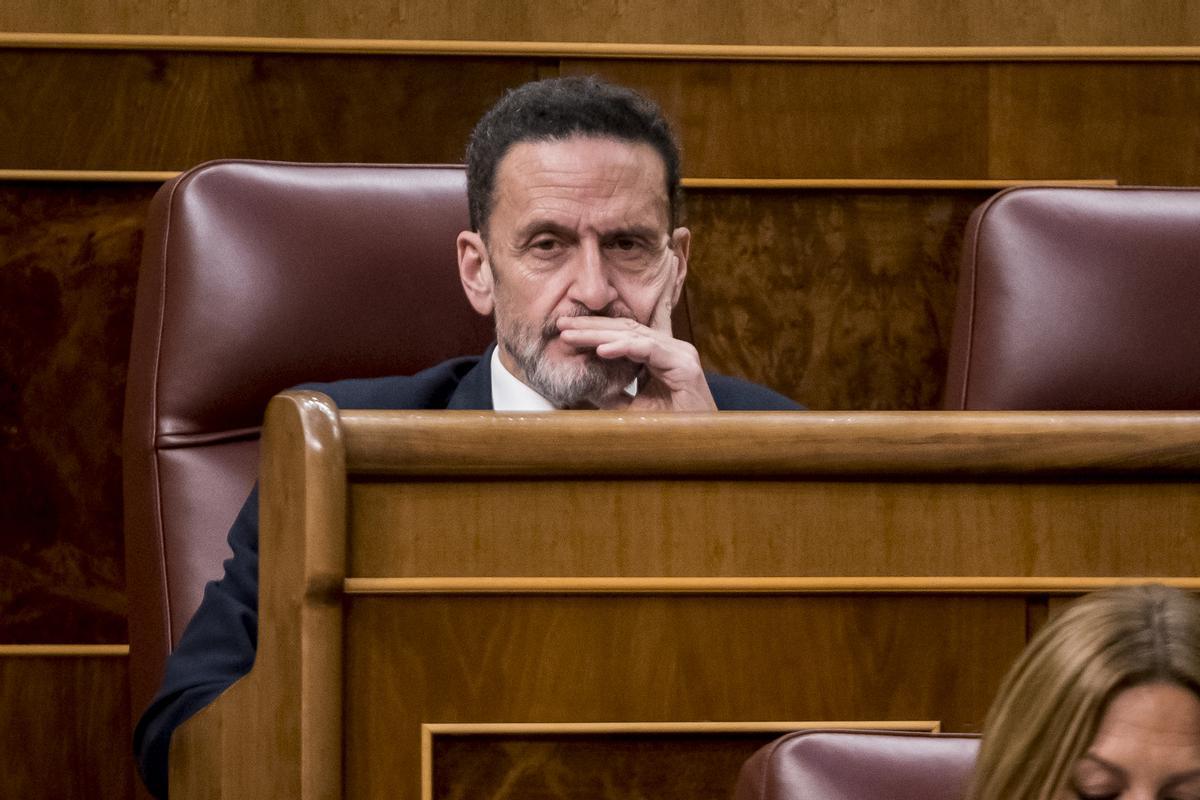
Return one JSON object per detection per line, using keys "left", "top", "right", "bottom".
{"left": 446, "top": 344, "right": 495, "bottom": 410}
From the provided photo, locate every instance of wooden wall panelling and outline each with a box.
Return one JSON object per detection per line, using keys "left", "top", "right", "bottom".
{"left": 987, "top": 62, "right": 1200, "bottom": 184}
{"left": 561, "top": 60, "right": 991, "bottom": 179}
{"left": 683, "top": 189, "right": 991, "bottom": 408}
{"left": 3, "top": 2, "right": 1200, "bottom": 45}
{"left": 0, "top": 652, "right": 133, "bottom": 798}
{"left": 6, "top": 50, "right": 1200, "bottom": 185}
{"left": 345, "top": 594, "right": 1024, "bottom": 798}
{"left": 0, "top": 50, "right": 544, "bottom": 170}
{"left": 0, "top": 180, "right": 157, "bottom": 643}
{"left": 562, "top": 59, "right": 1200, "bottom": 184}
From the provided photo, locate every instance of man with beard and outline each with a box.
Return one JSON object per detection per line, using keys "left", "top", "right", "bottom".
{"left": 134, "top": 75, "right": 800, "bottom": 798}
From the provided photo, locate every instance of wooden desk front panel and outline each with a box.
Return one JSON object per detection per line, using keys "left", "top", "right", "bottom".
{"left": 343, "top": 594, "right": 1022, "bottom": 798}
{"left": 0, "top": 653, "right": 133, "bottom": 799}
{"left": 349, "top": 479, "right": 1200, "bottom": 578}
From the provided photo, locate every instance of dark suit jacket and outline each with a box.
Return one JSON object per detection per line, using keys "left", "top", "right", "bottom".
{"left": 133, "top": 347, "right": 800, "bottom": 797}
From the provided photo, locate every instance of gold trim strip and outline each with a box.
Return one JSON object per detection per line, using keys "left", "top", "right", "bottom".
{"left": 0, "top": 169, "right": 178, "bottom": 182}
{"left": 684, "top": 178, "right": 1119, "bottom": 189}
{"left": 423, "top": 720, "right": 941, "bottom": 735}
{"left": 0, "top": 170, "right": 1119, "bottom": 190}
{"left": 4, "top": 35, "right": 1200, "bottom": 61}
{"left": 0, "top": 644, "right": 129, "bottom": 657}
{"left": 345, "top": 576, "right": 1200, "bottom": 595}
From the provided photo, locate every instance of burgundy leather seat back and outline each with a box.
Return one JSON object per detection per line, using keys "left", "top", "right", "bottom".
{"left": 943, "top": 186, "right": 1200, "bottom": 409}
{"left": 735, "top": 730, "right": 980, "bottom": 800}
{"left": 122, "top": 160, "right": 494, "bottom": 722}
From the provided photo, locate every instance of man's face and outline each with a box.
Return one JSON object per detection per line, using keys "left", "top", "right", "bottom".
{"left": 457, "top": 135, "right": 690, "bottom": 408}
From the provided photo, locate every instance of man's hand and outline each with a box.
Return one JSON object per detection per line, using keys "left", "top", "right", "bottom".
{"left": 556, "top": 272, "right": 717, "bottom": 412}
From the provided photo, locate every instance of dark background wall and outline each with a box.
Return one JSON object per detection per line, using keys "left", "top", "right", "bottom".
{"left": 2, "top": 4, "right": 1199, "bottom": 796}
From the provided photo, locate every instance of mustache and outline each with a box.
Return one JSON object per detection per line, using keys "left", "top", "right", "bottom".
{"left": 541, "top": 304, "right": 636, "bottom": 341}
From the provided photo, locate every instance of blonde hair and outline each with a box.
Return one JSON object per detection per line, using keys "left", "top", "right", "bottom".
{"left": 967, "top": 584, "right": 1200, "bottom": 800}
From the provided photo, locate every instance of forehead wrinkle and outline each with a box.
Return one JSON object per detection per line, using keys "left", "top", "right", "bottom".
{"left": 493, "top": 138, "right": 669, "bottom": 237}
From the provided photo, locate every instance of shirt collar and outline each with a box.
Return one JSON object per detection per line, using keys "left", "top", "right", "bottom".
{"left": 490, "top": 346, "right": 557, "bottom": 412}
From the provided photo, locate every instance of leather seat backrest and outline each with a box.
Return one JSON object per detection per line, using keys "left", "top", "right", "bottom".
{"left": 735, "top": 729, "right": 980, "bottom": 800}
{"left": 943, "top": 186, "right": 1200, "bottom": 409}
{"left": 122, "top": 160, "right": 494, "bottom": 723}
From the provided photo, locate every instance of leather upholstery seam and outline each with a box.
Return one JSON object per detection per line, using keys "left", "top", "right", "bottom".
{"left": 155, "top": 427, "right": 262, "bottom": 449}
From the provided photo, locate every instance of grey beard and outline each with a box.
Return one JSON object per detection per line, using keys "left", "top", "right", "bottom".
{"left": 501, "top": 311, "right": 641, "bottom": 409}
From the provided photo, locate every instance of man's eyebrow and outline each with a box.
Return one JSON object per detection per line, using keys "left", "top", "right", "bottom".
{"left": 512, "top": 221, "right": 667, "bottom": 243}
{"left": 513, "top": 220, "right": 577, "bottom": 242}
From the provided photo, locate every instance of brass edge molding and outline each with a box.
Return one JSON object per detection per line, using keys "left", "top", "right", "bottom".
{"left": 422, "top": 720, "right": 941, "bottom": 735}
{"left": 4, "top": 34, "right": 1200, "bottom": 61}
{"left": 0, "top": 169, "right": 178, "bottom": 182}
{"left": 0, "top": 644, "right": 129, "bottom": 656}
{"left": 344, "top": 576, "right": 1200, "bottom": 595}
{"left": 421, "top": 724, "right": 434, "bottom": 800}
{"left": 0, "top": 170, "right": 1120, "bottom": 189}
{"left": 683, "top": 178, "right": 1120, "bottom": 189}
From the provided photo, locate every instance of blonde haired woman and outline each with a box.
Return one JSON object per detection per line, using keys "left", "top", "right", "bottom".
{"left": 968, "top": 583, "right": 1200, "bottom": 800}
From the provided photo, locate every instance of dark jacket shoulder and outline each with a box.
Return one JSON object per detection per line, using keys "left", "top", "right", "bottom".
{"left": 707, "top": 372, "right": 804, "bottom": 411}
{"left": 295, "top": 354, "right": 484, "bottom": 410}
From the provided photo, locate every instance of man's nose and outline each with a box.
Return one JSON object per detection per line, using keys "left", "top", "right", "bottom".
{"left": 567, "top": 242, "right": 618, "bottom": 311}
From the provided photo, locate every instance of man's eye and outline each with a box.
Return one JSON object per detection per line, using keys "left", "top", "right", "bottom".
{"left": 531, "top": 238, "right": 561, "bottom": 252}
{"left": 608, "top": 238, "right": 640, "bottom": 251}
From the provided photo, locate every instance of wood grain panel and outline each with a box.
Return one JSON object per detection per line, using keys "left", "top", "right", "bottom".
{"left": 4, "top": 1, "right": 1200, "bottom": 45}
{"left": 345, "top": 594, "right": 1022, "bottom": 798}
{"left": 0, "top": 50, "right": 541, "bottom": 170}
{"left": 349, "top": 479, "right": 1200, "bottom": 580}
{"left": 564, "top": 60, "right": 1200, "bottom": 184}
{"left": 0, "top": 654, "right": 133, "bottom": 798}
{"left": 562, "top": 60, "right": 990, "bottom": 180}
{"left": 988, "top": 62, "right": 1200, "bottom": 184}
{"left": 7, "top": 52, "right": 1200, "bottom": 187}
{"left": 0, "top": 181, "right": 155, "bottom": 643}
{"left": 684, "top": 190, "right": 988, "bottom": 408}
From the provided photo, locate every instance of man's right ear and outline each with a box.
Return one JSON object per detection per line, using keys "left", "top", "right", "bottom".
{"left": 456, "top": 231, "right": 495, "bottom": 316}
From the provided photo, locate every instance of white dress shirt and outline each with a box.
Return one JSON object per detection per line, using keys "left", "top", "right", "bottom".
{"left": 490, "top": 346, "right": 558, "bottom": 411}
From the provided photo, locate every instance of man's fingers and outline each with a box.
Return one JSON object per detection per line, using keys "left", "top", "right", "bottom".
{"left": 558, "top": 327, "right": 655, "bottom": 362}
{"left": 559, "top": 327, "right": 699, "bottom": 385}
{"left": 556, "top": 315, "right": 644, "bottom": 332}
